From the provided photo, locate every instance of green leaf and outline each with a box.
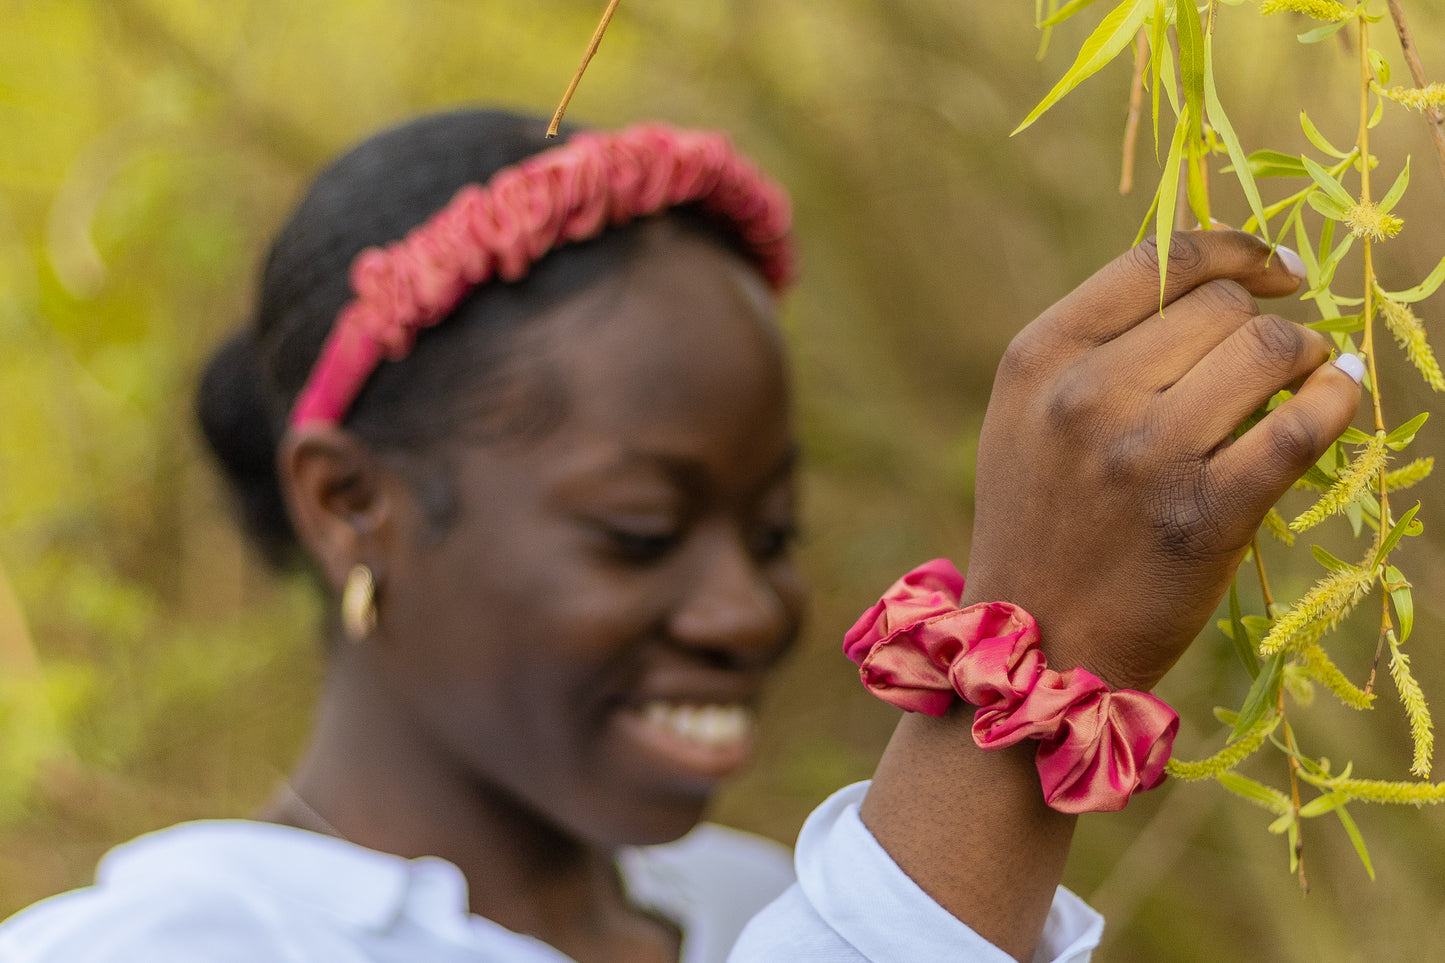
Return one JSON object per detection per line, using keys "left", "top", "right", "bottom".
{"left": 1335, "top": 802, "right": 1376, "bottom": 879}
{"left": 1014, "top": 0, "right": 1152, "bottom": 134}
{"left": 1311, "top": 545, "right": 1353, "bottom": 572}
{"left": 1298, "top": 792, "right": 1342, "bottom": 818}
{"left": 1376, "top": 502, "right": 1423, "bottom": 563}
{"left": 1380, "top": 257, "right": 1445, "bottom": 303}
{"left": 1040, "top": 0, "right": 1104, "bottom": 25}
{"left": 1232, "top": 652, "right": 1284, "bottom": 743}
{"left": 1307, "top": 192, "right": 1350, "bottom": 221}
{"left": 1236, "top": 149, "right": 1309, "bottom": 178}
{"left": 1149, "top": 0, "right": 1167, "bottom": 154}
{"left": 1386, "top": 564, "right": 1414, "bottom": 643}
{"left": 1177, "top": 0, "right": 1205, "bottom": 119}
{"left": 1299, "top": 19, "right": 1349, "bottom": 43}
{"left": 1377, "top": 157, "right": 1411, "bottom": 214}
{"left": 1301, "top": 111, "right": 1350, "bottom": 159}
{"left": 1369, "top": 48, "right": 1391, "bottom": 87}
{"left": 1340, "top": 426, "right": 1375, "bottom": 444}
{"left": 1307, "top": 314, "right": 1364, "bottom": 333}
{"left": 1385, "top": 412, "right": 1429, "bottom": 449}
{"left": 1204, "top": 32, "right": 1270, "bottom": 243}
{"left": 1229, "top": 580, "right": 1258, "bottom": 679}
{"left": 1213, "top": 705, "right": 1241, "bottom": 726}
{"left": 1303, "top": 155, "right": 1356, "bottom": 207}
{"left": 1218, "top": 771, "right": 1290, "bottom": 812}
{"left": 1156, "top": 105, "right": 1193, "bottom": 305}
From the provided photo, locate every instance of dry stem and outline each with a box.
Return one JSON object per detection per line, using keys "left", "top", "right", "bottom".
{"left": 1384, "top": 0, "right": 1445, "bottom": 184}
{"left": 548, "top": 0, "right": 624, "bottom": 138}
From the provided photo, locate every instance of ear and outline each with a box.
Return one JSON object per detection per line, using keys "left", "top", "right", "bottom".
{"left": 278, "top": 426, "right": 396, "bottom": 591}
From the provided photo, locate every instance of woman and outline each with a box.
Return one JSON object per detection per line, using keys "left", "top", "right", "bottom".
{"left": 0, "top": 108, "right": 1362, "bottom": 962}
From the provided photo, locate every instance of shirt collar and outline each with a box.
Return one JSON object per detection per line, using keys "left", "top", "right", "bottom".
{"left": 96, "top": 819, "right": 470, "bottom": 934}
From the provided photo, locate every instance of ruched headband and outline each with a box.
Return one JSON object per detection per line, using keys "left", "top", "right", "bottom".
{"left": 290, "top": 122, "right": 796, "bottom": 427}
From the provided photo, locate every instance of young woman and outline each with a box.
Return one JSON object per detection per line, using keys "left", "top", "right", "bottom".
{"left": 0, "top": 108, "right": 1362, "bottom": 963}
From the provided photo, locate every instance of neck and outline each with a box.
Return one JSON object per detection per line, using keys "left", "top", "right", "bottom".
{"left": 263, "top": 652, "right": 678, "bottom": 962}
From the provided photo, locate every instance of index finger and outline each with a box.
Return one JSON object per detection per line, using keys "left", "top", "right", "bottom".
{"left": 1035, "top": 230, "right": 1307, "bottom": 347}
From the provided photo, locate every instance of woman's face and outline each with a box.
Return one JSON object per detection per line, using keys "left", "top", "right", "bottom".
{"left": 371, "top": 225, "right": 806, "bottom": 847}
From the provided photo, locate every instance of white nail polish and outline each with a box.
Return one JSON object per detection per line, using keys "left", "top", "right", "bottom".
{"left": 1275, "top": 244, "right": 1307, "bottom": 280}
{"left": 1333, "top": 353, "right": 1365, "bottom": 384}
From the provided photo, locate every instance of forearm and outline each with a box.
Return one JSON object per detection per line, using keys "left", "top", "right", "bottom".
{"left": 859, "top": 707, "right": 1076, "bottom": 963}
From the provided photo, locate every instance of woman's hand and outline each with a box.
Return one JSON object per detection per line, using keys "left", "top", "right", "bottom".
{"left": 963, "top": 229, "right": 1362, "bottom": 692}
{"left": 857, "top": 230, "right": 1361, "bottom": 963}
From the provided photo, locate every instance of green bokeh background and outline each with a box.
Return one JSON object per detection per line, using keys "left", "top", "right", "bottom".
{"left": 3, "top": 1, "right": 1445, "bottom": 959}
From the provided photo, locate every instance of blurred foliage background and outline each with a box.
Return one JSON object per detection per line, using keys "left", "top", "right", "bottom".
{"left": 3, "top": 0, "right": 1445, "bottom": 959}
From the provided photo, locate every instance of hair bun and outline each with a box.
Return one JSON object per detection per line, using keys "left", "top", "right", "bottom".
{"left": 195, "top": 330, "right": 298, "bottom": 567}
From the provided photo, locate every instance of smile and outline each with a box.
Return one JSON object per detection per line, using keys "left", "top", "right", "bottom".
{"left": 640, "top": 702, "right": 753, "bottom": 750}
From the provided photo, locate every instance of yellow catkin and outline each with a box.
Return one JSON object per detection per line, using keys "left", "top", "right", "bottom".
{"left": 1290, "top": 435, "right": 1389, "bottom": 532}
{"left": 1323, "top": 777, "right": 1445, "bottom": 806}
{"left": 1378, "top": 294, "right": 1445, "bottom": 391}
{"left": 1263, "top": 507, "right": 1296, "bottom": 545}
{"left": 1260, "top": 562, "right": 1374, "bottom": 654}
{"left": 1390, "top": 635, "right": 1435, "bottom": 778}
{"left": 1260, "top": 0, "right": 1353, "bottom": 21}
{"left": 1347, "top": 201, "right": 1405, "bottom": 240}
{"left": 1298, "top": 644, "right": 1374, "bottom": 709}
{"left": 1385, "top": 456, "right": 1435, "bottom": 491}
{"left": 1384, "top": 83, "right": 1445, "bottom": 113}
{"left": 1167, "top": 716, "right": 1276, "bottom": 780}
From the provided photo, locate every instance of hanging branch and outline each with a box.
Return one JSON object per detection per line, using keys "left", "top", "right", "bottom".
{"left": 548, "top": 0, "right": 624, "bottom": 138}
{"left": 1383, "top": 0, "right": 1445, "bottom": 183}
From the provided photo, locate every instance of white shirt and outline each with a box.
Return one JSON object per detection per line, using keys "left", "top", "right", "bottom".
{"left": 0, "top": 783, "right": 1101, "bottom": 962}
{"left": 728, "top": 783, "right": 1102, "bottom": 963}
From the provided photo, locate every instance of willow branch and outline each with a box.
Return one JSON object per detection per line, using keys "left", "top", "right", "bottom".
{"left": 1120, "top": 28, "right": 1149, "bottom": 195}
{"left": 548, "top": 0, "right": 624, "bottom": 138}
{"left": 1384, "top": 0, "right": 1445, "bottom": 184}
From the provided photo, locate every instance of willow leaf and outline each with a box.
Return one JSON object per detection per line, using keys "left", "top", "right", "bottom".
{"left": 1335, "top": 803, "right": 1375, "bottom": 879}
{"left": 1377, "top": 157, "right": 1411, "bottom": 214}
{"left": 1155, "top": 105, "right": 1192, "bottom": 305}
{"left": 1386, "top": 564, "right": 1414, "bottom": 643}
{"left": 1381, "top": 256, "right": 1445, "bottom": 303}
{"left": 1041, "top": 0, "right": 1104, "bottom": 26}
{"left": 1232, "top": 652, "right": 1284, "bottom": 742}
{"left": 1014, "top": 0, "right": 1152, "bottom": 134}
{"left": 1204, "top": 33, "right": 1270, "bottom": 241}
{"left": 1301, "top": 110, "right": 1350, "bottom": 158}
{"left": 1385, "top": 412, "right": 1428, "bottom": 449}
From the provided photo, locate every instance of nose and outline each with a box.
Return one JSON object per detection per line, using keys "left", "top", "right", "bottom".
{"left": 668, "top": 528, "right": 796, "bottom": 667}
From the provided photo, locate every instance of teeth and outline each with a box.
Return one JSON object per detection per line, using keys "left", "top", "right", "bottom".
{"left": 639, "top": 702, "right": 752, "bottom": 749}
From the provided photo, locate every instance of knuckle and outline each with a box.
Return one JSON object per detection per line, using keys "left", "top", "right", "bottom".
{"left": 998, "top": 329, "right": 1051, "bottom": 384}
{"left": 1239, "top": 314, "right": 1308, "bottom": 375}
{"left": 1043, "top": 364, "right": 1104, "bottom": 433}
{"left": 1151, "top": 481, "right": 1228, "bottom": 560}
{"left": 1196, "top": 279, "right": 1258, "bottom": 317}
{"left": 1267, "top": 407, "right": 1327, "bottom": 471}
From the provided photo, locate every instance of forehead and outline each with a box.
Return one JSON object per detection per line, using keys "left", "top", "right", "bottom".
{"left": 529, "top": 227, "right": 794, "bottom": 481}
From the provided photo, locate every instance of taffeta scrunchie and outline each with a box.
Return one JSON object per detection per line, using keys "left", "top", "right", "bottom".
{"left": 844, "top": 559, "right": 1179, "bottom": 814}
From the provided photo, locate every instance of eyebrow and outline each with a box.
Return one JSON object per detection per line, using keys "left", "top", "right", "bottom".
{"left": 603, "top": 443, "right": 801, "bottom": 493}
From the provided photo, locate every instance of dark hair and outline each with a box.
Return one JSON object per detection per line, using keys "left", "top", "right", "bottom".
{"left": 196, "top": 108, "right": 746, "bottom": 568}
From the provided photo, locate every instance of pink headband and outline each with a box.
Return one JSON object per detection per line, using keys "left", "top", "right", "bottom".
{"left": 289, "top": 122, "right": 797, "bottom": 427}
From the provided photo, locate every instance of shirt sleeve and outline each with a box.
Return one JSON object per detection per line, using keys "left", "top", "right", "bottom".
{"left": 727, "top": 782, "right": 1102, "bottom": 963}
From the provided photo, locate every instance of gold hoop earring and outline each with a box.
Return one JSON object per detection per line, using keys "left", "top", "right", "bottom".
{"left": 341, "top": 564, "right": 377, "bottom": 643}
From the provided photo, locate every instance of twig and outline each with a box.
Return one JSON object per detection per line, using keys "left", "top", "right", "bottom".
{"left": 548, "top": 0, "right": 624, "bottom": 138}
{"left": 1384, "top": 0, "right": 1445, "bottom": 184}
{"left": 1120, "top": 28, "right": 1149, "bottom": 195}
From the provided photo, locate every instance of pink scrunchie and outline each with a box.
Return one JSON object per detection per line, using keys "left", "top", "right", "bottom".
{"left": 844, "top": 559, "right": 1178, "bottom": 814}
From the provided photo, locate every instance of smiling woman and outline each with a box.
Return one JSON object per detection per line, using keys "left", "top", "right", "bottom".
{"left": 0, "top": 107, "right": 1367, "bottom": 963}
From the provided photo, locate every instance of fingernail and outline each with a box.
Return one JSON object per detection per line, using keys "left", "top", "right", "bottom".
{"left": 1191, "top": 219, "right": 1234, "bottom": 231}
{"left": 1333, "top": 353, "right": 1365, "bottom": 384}
{"left": 1275, "top": 244, "right": 1307, "bottom": 281}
